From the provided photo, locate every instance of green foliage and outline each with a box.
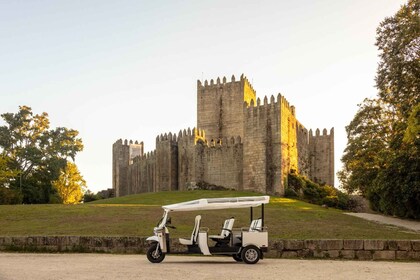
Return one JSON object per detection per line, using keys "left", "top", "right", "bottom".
{"left": 403, "top": 103, "right": 420, "bottom": 145}
{"left": 338, "top": 98, "right": 393, "bottom": 195}
{"left": 286, "top": 173, "right": 350, "bottom": 210}
{"left": 286, "top": 172, "right": 305, "bottom": 196}
{"left": 375, "top": 0, "right": 420, "bottom": 120}
{"left": 339, "top": 1, "right": 420, "bottom": 219}
{"left": 83, "top": 190, "right": 103, "bottom": 203}
{"left": 0, "top": 187, "right": 22, "bottom": 204}
{"left": 368, "top": 149, "right": 420, "bottom": 218}
{"left": 0, "top": 106, "right": 84, "bottom": 204}
{"left": 0, "top": 155, "right": 18, "bottom": 186}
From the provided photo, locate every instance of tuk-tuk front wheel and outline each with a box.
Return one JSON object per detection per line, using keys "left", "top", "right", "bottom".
{"left": 147, "top": 243, "right": 165, "bottom": 263}
{"left": 241, "top": 245, "right": 261, "bottom": 264}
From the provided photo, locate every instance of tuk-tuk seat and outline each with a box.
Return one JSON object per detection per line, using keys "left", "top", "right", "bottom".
{"left": 249, "top": 218, "right": 262, "bottom": 232}
{"left": 209, "top": 217, "right": 235, "bottom": 241}
{"left": 179, "top": 215, "right": 201, "bottom": 245}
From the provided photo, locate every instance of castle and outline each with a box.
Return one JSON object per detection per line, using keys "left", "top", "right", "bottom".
{"left": 113, "top": 75, "right": 334, "bottom": 197}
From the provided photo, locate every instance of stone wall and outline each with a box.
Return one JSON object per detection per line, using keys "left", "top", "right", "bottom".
{"left": 268, "top": 239, "right": 420, "bottom": 261}
{"left": 279, "top": 96, "right": 298, "bottom": 178}
{"left": 128, "top": 151, "right": 156, "bottom": 193}
{"left": 156, "top": 133, "right": 179, "bottom": 191}
{"left": 112, "top": 139, "right": 144, "bottom": 197}
{"left": 242, "top": 94, "right": 298, "bottom": 195}
{"left": 309, "top": 128, "right": 335, "bottom": 186}
{"left": 197, "top": 75, "right": 256, "bottom": 141}
{"left": 177, "top": 129, "right": 198, "bottom": 191}
{"left": 198, "top": 137, "right": 243, "bottom": 190}
{"left": 2, "top": 236, "right": 419, "bottom": 261}
{"left": 296, "top": 122, "right": 310, "bottom": 177}
{"left": 242, "top": 99, "right": 270, "bottom": 194}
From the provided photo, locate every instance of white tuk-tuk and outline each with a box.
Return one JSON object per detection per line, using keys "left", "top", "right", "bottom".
{"left": 146, "top": 196, "right": 270, "bottom": 264}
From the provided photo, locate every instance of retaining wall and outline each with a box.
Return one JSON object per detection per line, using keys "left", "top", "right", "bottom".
{"left": 0, "top": 237, "right": 419, "bottom": 261}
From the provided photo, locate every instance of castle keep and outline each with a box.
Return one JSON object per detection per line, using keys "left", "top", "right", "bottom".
{"left": 113, "top": 75, "right": 334, "bottom": 197}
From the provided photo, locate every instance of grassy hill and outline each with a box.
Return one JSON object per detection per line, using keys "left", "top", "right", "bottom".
{"left": 1, "top": 190, "right": 419, "bottom": 239}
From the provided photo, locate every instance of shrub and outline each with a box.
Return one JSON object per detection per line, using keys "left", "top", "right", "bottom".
{"left": 286, "top": 173, "right": 351, "bottom": 210}
{"left": 284, "top": 187, "right": 298, "bottom": 198}
{"left": 0, "top": 187, "right": 22, "bottom": 204}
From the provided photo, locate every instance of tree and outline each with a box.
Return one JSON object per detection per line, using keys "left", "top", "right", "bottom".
{"left": 403, "top": 103, "right": 420, "bottom": 145}
{"left": 340, "top": 1, "right": 420, "bottom": 218}
{"left": 338, "top": 99, "right": 392, "bottom": 195}
{"left": 52, "top": 161, "right": 87, "bottom": 204}
{"left": 0, "top": 155, "right": 21, "bottom": 204}
{"left": 0, "top": 155, "right": 18, "bottom": 186}
{"left": 83, "top": 189, "right": 103, "bottom": 203}
{"left": 375, "top": 0, "right": 420, "bottom": 120}
{"left": 0, "top": 106, "right": 84, "bottom": 203}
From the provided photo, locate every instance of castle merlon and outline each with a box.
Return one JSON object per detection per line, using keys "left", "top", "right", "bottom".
{"left": 243, "top": 93, "right": 296, "bottom": 109}
{"left": 198, "top": 74, "right": 240, "bottom": 88}
{"left": 132, "top": 150, "right": 156, "bottom": 163}
{"left": 154, "top": 127, "right": 209, "bottom": 145}
{"left": 242, "top": 75, "right": 256, "bottom": 94}
{"left": 197, "top": 73, "right": 255, "bottom": 90}
{"left": 309, "top": 128, "right": 334, "bottom": 137}
{"left": 113, "top": 138, "right": 143, "bottom": 147}
{"left": 243, "top": 94, "right": 280, "bottom": 111}
{"left": 297, "top": 121, "right": 308, "bottom": 133}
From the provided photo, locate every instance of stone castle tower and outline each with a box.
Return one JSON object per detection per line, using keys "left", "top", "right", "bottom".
{"left": 113, "top": 74, "right": 334, "bottom": 197}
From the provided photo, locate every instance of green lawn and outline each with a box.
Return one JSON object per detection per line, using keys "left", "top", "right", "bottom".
{"left": 1, "top": 190, "right": 419, "bottom": 239}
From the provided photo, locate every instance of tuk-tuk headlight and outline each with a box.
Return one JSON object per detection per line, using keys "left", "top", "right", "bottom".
{"left": 153, "top": 227, "right": 163, "bottom": 235}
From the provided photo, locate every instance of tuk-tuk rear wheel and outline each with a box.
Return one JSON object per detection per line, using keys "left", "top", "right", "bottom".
{"left": 146, "top": 243, "right": 165, "bottom": 263}
{"left": 241, "top": 245, "right": 261, "bottom": 264}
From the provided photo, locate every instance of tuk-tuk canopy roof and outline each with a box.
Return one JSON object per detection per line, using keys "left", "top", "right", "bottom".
{"left": 162, "top": 196, "right": 270, "bottom": 212}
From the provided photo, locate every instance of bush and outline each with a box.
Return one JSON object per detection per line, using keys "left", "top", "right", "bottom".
{"left": 286, "top": 173, "right": 352, "bottom": 210}
{"left": 0, "top": 187, "right": 22, "bottom": 204}
{"left": 284, "top": 187, "right": 299, "bottom": 198}
{"left": 83, "top": 190, "right": 103, "bottom": 203}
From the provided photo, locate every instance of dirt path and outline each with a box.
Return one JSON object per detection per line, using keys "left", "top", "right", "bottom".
{"left": 1, "top": 253, "right": 420, "bottom": 280}
{"left": 345, "top": 213, "right": 420, "bottom": 232}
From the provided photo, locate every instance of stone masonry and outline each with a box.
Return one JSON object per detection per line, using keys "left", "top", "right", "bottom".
{"left": 113, "top": 74, "right": 334, "bottom": 196}
{"left": 1, "top": 236, "right": 419, "bottom": 261}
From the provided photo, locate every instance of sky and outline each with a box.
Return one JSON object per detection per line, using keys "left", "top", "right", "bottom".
{"left": 0, "top": 0, "right": 407, "bottom": 192}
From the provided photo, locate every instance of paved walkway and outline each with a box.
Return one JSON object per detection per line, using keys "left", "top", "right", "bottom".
{"left": 345, "top": 213, "right": 420, "bottom": 232}
{"left": 1, "top": 253, "right": 420, "bottom": 280}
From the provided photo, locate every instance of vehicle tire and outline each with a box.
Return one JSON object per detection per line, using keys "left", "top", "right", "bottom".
{"left": 241, "top": 245, "right": 261, "bottom": 264}
{"left": 146, "top": 243, "right": 165, "bottom": 263}
{"left": 232, "top": 254, "right": 243, "bottom": 262}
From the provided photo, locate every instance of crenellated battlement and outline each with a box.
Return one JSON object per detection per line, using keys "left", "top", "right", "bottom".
{"left": 297, "top": 122, "right": 308, "bottom": 133}
{"left": 114, "top": 138, "right": 143, "bottom": 146}
{"left": 241, "top": 74, "right": 256, "bottom": 96}
{"left": 132, "top": 150, "right": 156, "bottom": 163}
{"left": 309, "top": 127, "right": 334, "bottom": 137}
{"left": 154, "top": 127, "right": 207, "bottom": 145}
{"left": 197, "top": 74, "right": 239, "bottom": 89}
{"left": 197, "top": 74, "right": 256, "bottom": 98}
{"left": 243, "top": 93, "right": 286, "bottom": 121}
{"left": 243, "top": 93, "right": 296, "bottom": 112}
{"left": 156, "top": 132, "right": 177, "bottom": 143}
